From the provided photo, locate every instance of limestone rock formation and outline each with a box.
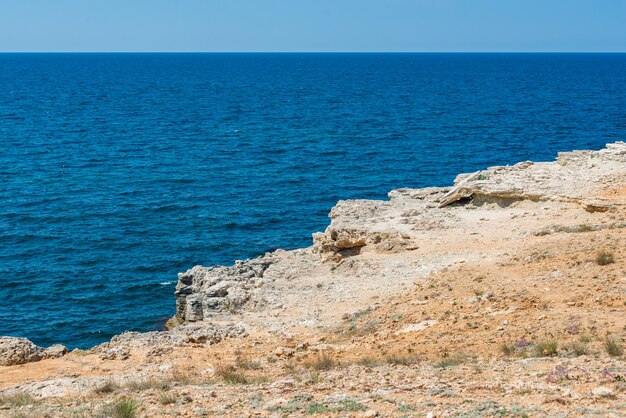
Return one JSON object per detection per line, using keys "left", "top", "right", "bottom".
{"left": 171, "top": 141, "right": 626, "bottom": 330}
{"left": 174, "top": 250, "right": 318, "bottom": 324}
{"left": 438, "top": 141, "right": 626, "bottom": 207}
{"left": 1, "top": 142, "right": 625, "bottom": 417}
{"left": 0, "top": 337, "right": 67, "bottom": 366}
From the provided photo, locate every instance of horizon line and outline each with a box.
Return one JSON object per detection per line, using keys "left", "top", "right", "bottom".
{"left": 1, "top": 51, "right": 626, "bottom": 54}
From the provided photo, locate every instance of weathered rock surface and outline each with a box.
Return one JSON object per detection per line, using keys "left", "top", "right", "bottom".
{"left": 439, "top": 141, "right": 626, "bottom": 207}
{"left": 1, "top": 142, "right": 625, "bottom": 418}
{"left": 174, "top": 249, "right": 318, "bottom": 323}
{"left": 91, "top": 322, "right": 250, "bottom": 358}
{"left": 0, "top": 337, "right": 67, "bottom": 366}
{"left": 173, "top": 142, "right": 626, "bottom": 326}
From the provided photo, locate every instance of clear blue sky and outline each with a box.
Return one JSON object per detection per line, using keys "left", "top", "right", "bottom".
{"left": 1, "top": 0, "right": 625, "bottom": 52}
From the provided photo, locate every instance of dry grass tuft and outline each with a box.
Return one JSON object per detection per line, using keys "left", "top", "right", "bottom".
{"left": 566, "top": 341, "right": 590, "bottom": 357}
{"left": 533, "top": 340, "right": 559, "bottom": 357}
{"left": 0, "top": 391, "right": 39, "bottom": 407}
{"left": 170, "top": 368, "right": 199, "bottom": 385}
{"left": 94, "top": 379, "right": 120, "bottom": 394}
{"left": 604, "top": 338, "right": 624, "bottom": 357}
{"left": 436, "top": 352, "right": 471, "bottom": 368}
{"left": 595, "top": 250, "right": 615, "bottom": 265}
{"left": 499, "top": 342, "right": 517, "bottom": 357}
{"left": 214, "top": 364, "right": 268, "bottom": 385}
{"left": 235, "top": 357, "right": 262, "bottom": 370}
{"left": 126, "top": 378, "right": 171, "bottom": 392}
{"left": 356, "top": 356, "right": 383, "bottom": 367}
{"left": 385, "top": 352, "right": 420, "bottom": 366}
{"left": 157, "top": 391, "right": 178, "bottom": 405}
{"left": 99, "top": 397, "right": 139, "bottom": 418}
{"left": 305, "top": 352, "right": 337, "bottom": 371}
{"left": 215, "top": 364, "right": 251, "bottom": 384}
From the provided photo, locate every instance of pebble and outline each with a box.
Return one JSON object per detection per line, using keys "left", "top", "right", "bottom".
{"left": 591, "top": 386, "right": 615, "bottom": 398}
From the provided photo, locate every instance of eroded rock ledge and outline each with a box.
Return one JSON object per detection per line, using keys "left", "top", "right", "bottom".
{"left": 2, "top": 142, "right": 624, "bottom": 368}
{"left": 1, "top": 142, "right": 625, "bottom": 417}
{"left": 173, "top": 141, "right": 626, "bottom": 325}
{"left": 439, "top": 141, "right": 626, "bottom": 207}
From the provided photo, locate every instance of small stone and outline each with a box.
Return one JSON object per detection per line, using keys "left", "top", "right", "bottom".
{"left": 395, "top": 320, "right": 438, "bottom": 335}
{"left": 591, "top": 386, "right": 615, "bottom": 398}
{"left": 361, "top": 410, "right": 379, "bottom": 417}
{"left": 99, "top": 347, "right": 130, "bottom": 361}
{"left": 44, "top": 344, "right": 68, "bottom": 359}
{"left": 274, "top": 347, "right": 295, "bottom": 357}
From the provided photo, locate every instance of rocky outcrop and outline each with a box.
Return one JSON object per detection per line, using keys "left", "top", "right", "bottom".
{"left": 175, "top": 256, "right": 275, "bottom": 323}
{"left": 312, "top": 187, "right": 450, "bottom": 261}
{"left": 89, "top": 322, "right": 249, "bottom": 361}
{"left": 174, "top": 249, "right": 318, "bottom": 324}
{"left": 0, "top": 337, "right": 67, "bottom": 366}
{"left": 439, "top": 141, "right": 626, "bottom": 207}
{"left": 2, "top": 142, "right": 625, "bottom": 418}
{"left": 172, "top": 142, "right": 626, "bottom": 328}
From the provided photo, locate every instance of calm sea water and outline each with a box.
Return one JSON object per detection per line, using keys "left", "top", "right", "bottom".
{"left": 1, "top": 53, "right": 625, "bottom": 348}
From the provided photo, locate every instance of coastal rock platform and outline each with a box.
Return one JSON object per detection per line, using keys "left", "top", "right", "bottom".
{"left": 1, "top": 142, "right": 624, "bottom": 417}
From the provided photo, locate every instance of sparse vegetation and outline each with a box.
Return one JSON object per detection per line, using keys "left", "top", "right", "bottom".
{"left": 305, "top": 352, "right": 337, "bottom": 371}
{"left": 235, "top": 357, "right": 262, "bottom": 370}
{"left": 356, "top": 356, "right": 383, "bottom": 367}
{"left": 499, "top": 341, "right": 517, "bottom": 356}
{"left": 170, "top": 368, "right": 199, "bottom": 385}
{"left": 157, "top": 391, "right": 177, "bottom": 405}
{"left": 398, "top": 404, "right": 416, "bottom": 412}
{"left": 0, "top": 392, "right": 38, "bottom": 407}
{"left": 536, "top": 224, "right": 598, "bottom": 236}
{"left": 126, "top": 378, "right": 170, "bottom": 392}
{"left": 526, "top": 250, "right": 550, "bottom": 262}
{"left": 388, "top": 313, "right": 404, "bottom": 321}
{"left": 215, "top": 364, "right": 252, "bottom": 384}
{"left": 466, "top": 401, "right": 531, "bottom": 418}
{"left": 595, "top": 250, "right": 615, "bottom": 266}
{"left": 604, "top": 338, "right": 624, "bottom": 357}
{"left": 385, "top": 352, "right": 420, "bottom": 365}
{"left": 436, "top": 352, "right": 471, "bottom": 368}
{"left": 566, "top": 341, "right": 590, "bottom": 357}
{"left": 533, "top": 340, "right": 559, "bottom": 357}
{"left": 94, "top": 379, "right": 120, "bottom": 394}
{"left": 214, "top": 364, "right": 268, "bottom": 385}
{"left": 306, "top": 400, "right": 366, "bottom": 415}
{"left": 306, "top": 370, "right": 322, "bottom": 384}
{"left": 101, "top": 397, "right": 139, "bottom": 418}
{"left": 346, "top": 318, "right": 382, "bottom": 336}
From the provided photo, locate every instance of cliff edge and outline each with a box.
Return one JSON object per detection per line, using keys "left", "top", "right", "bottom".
{"left": 1, "top": 142, "right": 625, "bottom": 417}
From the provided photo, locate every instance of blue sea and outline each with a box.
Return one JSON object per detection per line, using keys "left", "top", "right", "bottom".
{"left": 1, "top": 53, "right": 625, "bottom": 349}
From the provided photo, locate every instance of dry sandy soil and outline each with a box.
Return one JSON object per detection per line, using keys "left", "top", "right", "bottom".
{"left": 1, "top": 143, "right": 624, "bottom": 417}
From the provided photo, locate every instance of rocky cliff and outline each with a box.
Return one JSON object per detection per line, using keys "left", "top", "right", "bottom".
{"left": 173, "top": 141, "right": 626, "bottom": 327}
{"left": 1, "top": 142, "right": 625, "bottom": 417}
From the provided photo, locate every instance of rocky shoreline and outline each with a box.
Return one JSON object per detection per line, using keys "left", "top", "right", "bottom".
{"left": 1, "top": 142, "right": 625, "bottom": 417}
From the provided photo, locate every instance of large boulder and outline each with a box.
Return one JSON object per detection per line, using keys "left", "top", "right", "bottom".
{"left": 0, "top": 336, "right": 67, "bottom": 366}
